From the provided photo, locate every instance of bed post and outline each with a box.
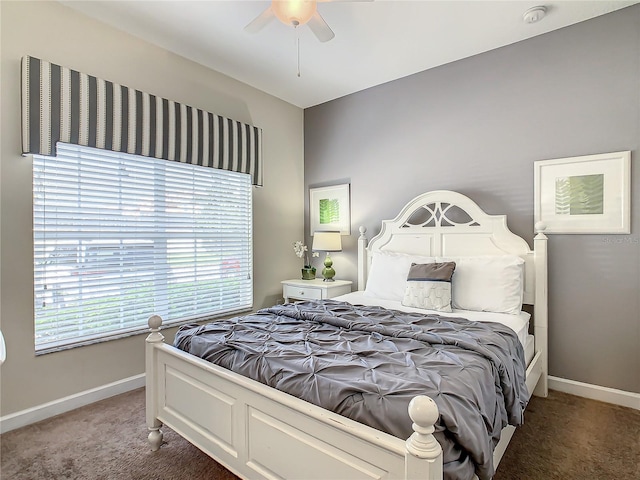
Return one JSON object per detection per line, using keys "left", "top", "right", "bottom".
{"left": 405, "top": 396, "right": 442, "bottom": 480}
{"left": 533, "top": 222, "right": 549, "bottom": 397}
{"left": 146, "top": 314, "right": 165, "bottom": 451}
{"left": 358, "top": 226, "right": 368, "bottom": 291}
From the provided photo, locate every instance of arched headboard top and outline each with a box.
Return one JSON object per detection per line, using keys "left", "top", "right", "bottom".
{"left": 361, "top": 190, "right": 541, "bottom": 305}
{"left": 367, "top": 190, "right": 531, "bottom": 255}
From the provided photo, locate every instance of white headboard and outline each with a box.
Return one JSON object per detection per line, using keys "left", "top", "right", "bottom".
{"left": 357, "top": 190, "right": 547, "bottom": 306}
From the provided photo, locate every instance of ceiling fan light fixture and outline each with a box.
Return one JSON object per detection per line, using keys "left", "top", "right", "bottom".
{"left": 272, "top": 0, "right": 317, "bottom": 27}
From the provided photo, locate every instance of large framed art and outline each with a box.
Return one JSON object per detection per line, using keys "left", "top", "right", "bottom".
{"left": 534, "top": 151, "right": 631, "bottom": 234}
{"left": 309, "top": 184, "right": 351, "bottom": 235}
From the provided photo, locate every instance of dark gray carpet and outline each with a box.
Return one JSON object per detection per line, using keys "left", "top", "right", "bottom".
{"left": 494, "top": 389, "right": 640, "bottom": 479}
{"left": 1, "top": 388, "right": 638, "bottom": 479}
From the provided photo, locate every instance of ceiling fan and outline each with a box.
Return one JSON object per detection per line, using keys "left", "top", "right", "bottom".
{"left": 244, "top": 0, "right": 336, "bottom": 43}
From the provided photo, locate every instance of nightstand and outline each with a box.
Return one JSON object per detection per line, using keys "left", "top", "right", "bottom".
{"left": 281, "top": 278, "right": 352, "bottom": 303}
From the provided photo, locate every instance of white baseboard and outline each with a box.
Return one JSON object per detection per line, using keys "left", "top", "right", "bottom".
{"left": 548, "top": 376, "right": 640, "bottom": 410}
{"left": 0, "top": 373, "right": 145, "bottom": 434}
{"left": 2, "top": 374, "right": 636, "bottom": 435}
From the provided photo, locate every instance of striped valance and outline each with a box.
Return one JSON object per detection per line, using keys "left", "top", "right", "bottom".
{"left": 21, "top": 56, "right": 263, "bottom": 186}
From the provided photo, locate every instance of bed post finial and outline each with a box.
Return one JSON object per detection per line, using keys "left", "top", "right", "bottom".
{"left": 535, "top": 221, "right": 547, "bottom": 237}
{"left": 405, "top": 395, "right": 442, "bottom": 479}
{"left": 147, "top": 315, "right": 164, "bottom": 343}
{"left": 146, "top": 315, "right": 165, "bottom": 451}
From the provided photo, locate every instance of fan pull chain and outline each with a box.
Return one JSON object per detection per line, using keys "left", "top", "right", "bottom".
{"left": 296, "top": 25, "right": 301, "bottom": 77}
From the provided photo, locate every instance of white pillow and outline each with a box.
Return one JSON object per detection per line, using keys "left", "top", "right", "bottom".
{"left": 436, "top": 255, "right": 525, "bottom": 315}
{"left": 364, "top": 250, "right": 435, "bottom": 302}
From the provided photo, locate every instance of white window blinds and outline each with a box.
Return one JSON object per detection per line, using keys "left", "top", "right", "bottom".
{"left": 33, "top": 143, "right": 253, "bottom": 352}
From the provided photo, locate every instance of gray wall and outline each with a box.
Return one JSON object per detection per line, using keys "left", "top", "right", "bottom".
{"left": 1, "top": 1, "right": 304, "bottom": 416}
{"left": 304, "top": 6, "right": 640, "bottom": 394}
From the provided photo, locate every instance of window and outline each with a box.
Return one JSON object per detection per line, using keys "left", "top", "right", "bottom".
{"left": 33, "top": 143, "right": 253, "bottom": 353}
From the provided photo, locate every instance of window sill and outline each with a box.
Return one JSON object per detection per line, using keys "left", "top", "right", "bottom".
{"left": 35, "top": 307, "right": 253, "bottom": 356}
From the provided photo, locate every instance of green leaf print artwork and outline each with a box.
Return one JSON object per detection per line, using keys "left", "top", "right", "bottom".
{"left": 319, "top": 198, "right": 340, "bottom": 224}
{"left": 555, "top": 174, "right": 604, "bottom": 215}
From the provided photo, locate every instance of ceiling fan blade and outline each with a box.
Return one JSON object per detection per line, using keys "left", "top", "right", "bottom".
{"left": 244, "top": 7, "right": 275, "bottom": 34}
{"left": 307, "top": 11, "right": 335, "bottom": 42}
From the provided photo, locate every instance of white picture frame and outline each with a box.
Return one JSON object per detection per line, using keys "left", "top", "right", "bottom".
{"left": 534, "top": 151, "right": 631, "bottom": 234}
{"left": 309, "top": 184, "right": 351, "bottom": 235}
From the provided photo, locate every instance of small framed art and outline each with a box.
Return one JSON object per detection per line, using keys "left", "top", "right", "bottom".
{"left": 534, "top": 151, "right": 631, "bottom": 234}
{"left": 309, "top": 184, "right": 351, "bottom": 235}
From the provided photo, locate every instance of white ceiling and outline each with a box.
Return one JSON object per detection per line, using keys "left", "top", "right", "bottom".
{"left": 62, "top": 1, "right": 638, "bottom": 108}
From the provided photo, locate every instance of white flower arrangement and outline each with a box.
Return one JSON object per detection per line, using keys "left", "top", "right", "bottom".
{"left": 293, "top": 241, "right": 318, "bottom": 268}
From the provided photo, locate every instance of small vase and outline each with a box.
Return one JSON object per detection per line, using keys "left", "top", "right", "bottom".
{"left": 301, "top": 267, "right": 316, "bottom": 280}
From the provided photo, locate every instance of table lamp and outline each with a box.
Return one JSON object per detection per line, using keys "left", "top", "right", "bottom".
{"left": 312, "top": 231, "right": 342, "bottom": 282}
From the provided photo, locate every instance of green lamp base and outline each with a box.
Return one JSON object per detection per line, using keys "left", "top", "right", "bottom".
{"left": 322, "top": 253, "right": 336, "bottom": 282}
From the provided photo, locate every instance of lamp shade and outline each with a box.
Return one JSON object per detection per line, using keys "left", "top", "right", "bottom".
{"left": 312, "top": 231, "right": 342, "bottom": 252}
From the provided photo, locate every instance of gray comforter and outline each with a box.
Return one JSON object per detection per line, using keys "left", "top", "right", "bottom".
{"left": 174, "top": 300, "right": 528, "bottom": 480}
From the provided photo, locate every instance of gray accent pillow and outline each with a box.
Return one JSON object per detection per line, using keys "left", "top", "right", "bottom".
{"left": 402, "top": 262, "right": 456, "bottom": 312}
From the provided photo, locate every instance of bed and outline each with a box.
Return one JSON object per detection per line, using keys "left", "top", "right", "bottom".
{"left": 145, "top": 189, "right": 548, "bottom": 480}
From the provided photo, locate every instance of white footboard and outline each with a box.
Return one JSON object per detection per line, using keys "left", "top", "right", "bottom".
{"left": 146, "top": 316, "right": 443, "bottom": 480}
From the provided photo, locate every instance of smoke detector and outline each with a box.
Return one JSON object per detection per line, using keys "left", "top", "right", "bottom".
{"left": 523, "top": 6, "right": 547, "bottom": 24}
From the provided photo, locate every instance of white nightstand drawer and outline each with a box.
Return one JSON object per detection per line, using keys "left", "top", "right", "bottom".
{"left": 281, "top": 279, "right": 353, "bottom": 303}
{"left": 283, "top": 284, "right": 323, "bottom": 301}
